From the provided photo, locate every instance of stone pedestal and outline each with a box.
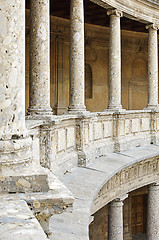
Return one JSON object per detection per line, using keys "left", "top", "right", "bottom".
{"left": 27, "top": 0, "right": 52, "bottom": 116}
{"left": 107, "top": 9, "right": 123, "bottom": 111}
{"left": 147, "top": 183, "right": 159, "bottom": 240}
{"left": 68, "top": 0, "right": 86, "bottom": 113}
{"left": 0, "top": 0, "right": 49, "bottom": 194}
{"left": 108, "top": 195, "right": 128, "bottom": 240}
{"left": 146, "top": 24, "right": 158, "bottom": 110}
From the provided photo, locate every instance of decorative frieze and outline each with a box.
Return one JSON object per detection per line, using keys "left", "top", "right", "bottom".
{"left": 93, "top": 157, "right": 159, "bottom": 213}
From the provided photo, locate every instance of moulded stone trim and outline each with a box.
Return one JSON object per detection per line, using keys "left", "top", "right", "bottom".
{"left": 91, "top": 0, "right": 159, "bottom": 25}
{"left": 92, "top": 156, "right": 159, "bottom": 214}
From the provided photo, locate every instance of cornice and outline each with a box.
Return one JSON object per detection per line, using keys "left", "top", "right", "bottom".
{"left": 91, "top": 0, "right": 159, "bottom": 26}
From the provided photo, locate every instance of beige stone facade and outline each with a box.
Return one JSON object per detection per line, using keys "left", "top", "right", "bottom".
{"left": 1, "top": 0, "right": 159, "bottom": 239}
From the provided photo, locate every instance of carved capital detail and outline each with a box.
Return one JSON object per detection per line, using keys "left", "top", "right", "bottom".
{"left": 107, "top": 9, "right": 123, "bottom": 17}
{"left": 146, "top": 24, "right": 159, "bottom": 31}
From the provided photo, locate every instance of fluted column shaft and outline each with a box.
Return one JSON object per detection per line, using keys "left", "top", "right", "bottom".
{"left": 146, "top": 24, "right": 158, "bottom": 109}
{"left": 68, "top": 0, "right": 86, "bottom": 113}
{"left": 108, "top": 198, "right": 124, "bottom": 240}
{"left": 107, "top": 9, "right": 123, "bottom": 110}
{"left": 147, "top": 183, "right": 159, "bottom": 240}
{"left": 28, "top": 0, "right": 52, "bottom": 116}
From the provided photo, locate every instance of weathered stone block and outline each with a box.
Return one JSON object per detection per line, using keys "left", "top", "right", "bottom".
{"left": 57, "top": 129, "right": 66, "bottom": 152}
{"left": 132, "top": 119, "right": 140, "bottom": 133}
{"left": 142, "top": 118, "right": 150, "bottom": 131}
{"left": 125, "top": 119, "right": 130, "bottom": 134}
{"left": 94, "top": 122, "right": 102, "bottom": 140}
{"left": 103, "top": 121, "right": 113, "bottom": 138}
{"left": 66, "top": 127, "right": 75, "bottom": 148}
{"left": 84, "top": 125, "right": 89, "bottom": 145}
{"left": 0, "top": 175, "right": 49, "bottom": 193}
{"left": 118, "top": 120, "right": 125, "bottom": 136}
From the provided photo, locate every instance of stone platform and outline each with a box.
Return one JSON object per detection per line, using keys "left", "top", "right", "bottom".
{"left": 0, "top": 195, "right": 48, "bottom": 240}
{"left": 0, "top": 173, "right": 74, "bottom": 240}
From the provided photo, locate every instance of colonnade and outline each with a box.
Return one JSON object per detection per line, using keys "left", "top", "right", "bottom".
{"left": 108, "top": 183, "right": 159, "bottom": 240}
{"left": 0, "top": 1, "right": 159, "bottom": 239}
{"left": 26, "top": 0, "right": 159, "bottom": 117}
{"left": 0, "top": 1, "right": 158, "bottom": 139}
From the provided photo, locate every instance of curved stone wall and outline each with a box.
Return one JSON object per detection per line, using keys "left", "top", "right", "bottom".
{"left": 91, "top": 154, "right": 159, "bottom": 214}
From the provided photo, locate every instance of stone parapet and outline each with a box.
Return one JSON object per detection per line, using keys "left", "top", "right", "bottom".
{"left": 27, "top": 110, "right": 159, "bottom": 176}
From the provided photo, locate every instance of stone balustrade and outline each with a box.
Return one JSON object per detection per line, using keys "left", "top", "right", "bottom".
{"left": 26, "top": 110, "right": 159, "bottom": 177}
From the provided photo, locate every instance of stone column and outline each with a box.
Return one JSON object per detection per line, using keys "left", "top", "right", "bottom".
{"left": 68, "top": 0, "right": 86, "bottom": 113}
{"left": 27, "top": 0, "right": 52, "bottom": 116}
{"left": 147, "top": 183, "right": 159, "bottom": 240}
{"left": 107, "top": 9, "right": 123, "bottom": 111}
{"left": 146, "top": 24, "right": 158, "bottom": 110}
{"left": 108, "top": 195, "right": 127, "bottom": 240}
{"left": 0, "top": 1, "right": 32, "bottom": 170}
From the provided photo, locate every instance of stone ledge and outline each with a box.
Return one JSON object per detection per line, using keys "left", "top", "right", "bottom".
{"left": 0, "top": 195, "right": 48, "bottom": 240}
{"left": 0, "top": 175, "right": 74, "bottom": 238}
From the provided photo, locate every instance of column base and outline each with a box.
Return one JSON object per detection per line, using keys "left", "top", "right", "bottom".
{"left": 0, "top": 136, "right": 50, "bottom": 193}
{"left": 0, "top": 137, "right": 32, "bottom": 166}
{"left": 68, "top": 105, "right": 87, "bottom": 114}
{"left": 144, "top": 105, "right": 159, "bottom": 111}
{"left": 104, "top": 105, "right": 125, "bottom": 113}
{"left": 26, "top": 107, "right": 53, "bottom": 119}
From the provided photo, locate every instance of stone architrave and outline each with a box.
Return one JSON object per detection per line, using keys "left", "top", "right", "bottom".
{"left": 107, "top": 9, "right": 123, "bottom": 111}
{"left": 108, "top": 195, "right": 128, "bottom": 240}
{"left": 146, "top": 24, "right": 159, "bottom": 110}
{"left": 147, "top": 183, "right": 159, "bottom": 240}
{"left": 27, "top": 0, "right": 52, "bottom": 116}
{"left": 68, "top": 0, "right": 86, "bottom": 113}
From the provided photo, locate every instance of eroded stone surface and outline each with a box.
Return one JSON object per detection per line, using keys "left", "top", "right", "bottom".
{"left": 68, "top": 0, "right": 86, "bottom": 113}
{"left": 0, "top": 195, "right": 48, "bottom": 240}
{"left": 108, "top": 199, "right": 124, "bottom": 240}
{"left": 147, "top": 183, "right": 159, "bottom": 240}
{"left": 0, "top": 0, "right": 26, "bottom": 140}
{"left": 107, "top": 9, "right": 123, "bottom": 110}
{"left": 146, "top": 24, "right": 159, "bottom": 109}
{"left": 27, "top": 0, "right": 52, "bottom": 116}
